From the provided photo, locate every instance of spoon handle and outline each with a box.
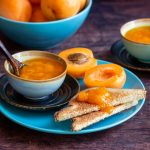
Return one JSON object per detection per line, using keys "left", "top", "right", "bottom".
{"left": 0, "top": 40, "right": 16, "bottom": 63}
{"left": 0, "top": 40, "right": 20, "bottom": 76}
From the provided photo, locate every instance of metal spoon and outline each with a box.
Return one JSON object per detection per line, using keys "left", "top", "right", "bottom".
{"left": 0, "top": 40, "right": 25, "bottom": 76}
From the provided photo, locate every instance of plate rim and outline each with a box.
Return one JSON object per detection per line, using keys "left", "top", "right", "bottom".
{"left": 0, "top": 59, "right": 145, "bottom": 134}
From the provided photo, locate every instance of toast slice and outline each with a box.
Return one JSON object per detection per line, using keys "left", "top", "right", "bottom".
{"left": 72, "top": 100, "right": 138, "bottom": 131}
{"left": 55, "top": 88, "right": 146, "bottom": 122}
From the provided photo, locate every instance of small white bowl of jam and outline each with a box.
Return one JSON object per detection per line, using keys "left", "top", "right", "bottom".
{"left": 4, "top": 51, "right": 67, "bottom": 100}
{"left": 120, "top": 18, "right": 150, "bottom": 63}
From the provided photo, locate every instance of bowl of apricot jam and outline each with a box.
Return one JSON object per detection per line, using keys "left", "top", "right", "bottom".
{"left": 4, "top": 51, "right": 67, "bottom": 100}
{"left": 120, "top": 18, "right": 150, "bottom": 63}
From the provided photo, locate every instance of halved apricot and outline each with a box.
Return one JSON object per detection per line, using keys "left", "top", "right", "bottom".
{"left": 59, "top": 48, "right": 97, "bottom": 78}
{"left": 84, "top": 64, "right": 126, "bottom": 88}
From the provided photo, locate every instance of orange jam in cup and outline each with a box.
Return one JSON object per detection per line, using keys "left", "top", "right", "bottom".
{"left": 20, "top": 57, "right": 65, "bottom": 80}
{"left": 125, "top": 26, "right": 150, "bottom": 44}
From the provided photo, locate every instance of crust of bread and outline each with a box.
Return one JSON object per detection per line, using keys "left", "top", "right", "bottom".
{"left": 55, "top": 88, "right": 146, "bottom": 122}
{"left": 72, "top": 100, "right": 138, "bottom": 131}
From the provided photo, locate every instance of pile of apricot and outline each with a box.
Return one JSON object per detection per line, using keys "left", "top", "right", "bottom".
{"left": 0, "top": 0, "right": 86, "bottom": 22}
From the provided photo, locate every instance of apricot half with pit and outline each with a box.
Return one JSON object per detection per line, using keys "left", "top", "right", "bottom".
{"left": 59, "top": 48, "right": 97, "bottom": 78}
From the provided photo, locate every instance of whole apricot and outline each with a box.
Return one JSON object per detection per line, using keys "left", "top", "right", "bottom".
{"left": 30, "top": 6, "right": 49, "bottom": 22}
{"left": 0, "top": 0, "right": 32, "bottom": 22}
{"left": 79, "top": 0, "right": 86, "bottom": 11}
{"left": 41, "top": 0, "right": 80, "bottom": 21}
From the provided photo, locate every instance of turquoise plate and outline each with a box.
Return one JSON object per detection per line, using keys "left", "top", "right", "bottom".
{"left": 0, "top": 60, "right": 145, "bottom": 134}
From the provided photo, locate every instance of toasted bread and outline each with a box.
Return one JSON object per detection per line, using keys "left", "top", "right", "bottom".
{"left": 72, "top": 100, "right": 138, "bottom": 131}
{"left": 55, "top": 88, "right": 146, "bottom": 122}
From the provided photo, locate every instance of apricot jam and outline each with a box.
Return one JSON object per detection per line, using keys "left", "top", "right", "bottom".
{"left": 20, "top": 57, "right": 65, "bottom": 80}
{"left": 125, "top": 26, "right": 150, "bottom": 44}
{"left": 77, "top": 87, "right": 114, "bottom": 113}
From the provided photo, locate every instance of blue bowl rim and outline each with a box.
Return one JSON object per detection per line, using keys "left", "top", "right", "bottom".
{"left": 0, "top": 0, "right": 92, "bottom": 25}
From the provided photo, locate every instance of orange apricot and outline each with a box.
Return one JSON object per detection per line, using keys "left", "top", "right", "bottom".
{"left": 30, "top": 6, "right": 49, "bottom": 22}
{"left": 0, "top": 0, "right": 32, "bottom": 22}
{"left": 41, "top": 0, "right": 80, "bottom": 21}
{"left": 79, "top": 0, "right": 86, "bottom": 11}
{"left": 29, "top": 0, "right": 41, "bottom": 4}
{"left": 84, "top": 64, "right": 126, "bottom": 88}
{"left": 59, "top": 48, "right": 97, "bottom": 78}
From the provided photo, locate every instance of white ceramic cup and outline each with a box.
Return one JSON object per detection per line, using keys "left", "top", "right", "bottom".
{"left": 120, "top": 18, "right": 150, "bottom": 63}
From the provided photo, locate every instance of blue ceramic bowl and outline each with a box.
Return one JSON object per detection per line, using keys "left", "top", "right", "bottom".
{"left": 4, "top": 51, "right": 67, "bottom": 100}
{"left": 0, "top": 0, "right": 92, "bottom": 49}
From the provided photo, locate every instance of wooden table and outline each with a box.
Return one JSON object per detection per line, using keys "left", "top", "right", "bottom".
{"left": 0, "top": 0, "right": 150, "bottom": 149}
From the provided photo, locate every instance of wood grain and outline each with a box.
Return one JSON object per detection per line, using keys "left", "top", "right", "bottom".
{"left": 0, "top": 0, "right": 150, "bottom": 150}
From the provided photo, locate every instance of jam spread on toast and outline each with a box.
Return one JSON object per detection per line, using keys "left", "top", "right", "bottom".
{"left": 77, "top": 87, "right": 114, "bottom": 113}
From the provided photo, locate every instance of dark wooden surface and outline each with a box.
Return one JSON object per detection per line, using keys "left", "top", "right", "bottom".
{"left": 0, "top": 0, "right": 150, "bottom": 150}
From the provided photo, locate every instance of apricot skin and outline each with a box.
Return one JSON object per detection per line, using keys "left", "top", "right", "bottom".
{"left": 29, "top": 0, "right": 41, "bottom": 4}
{"left": 0, "top": 0, "right": 32, "bottom": 22}
{"left": 30, "top": 6, "right": 49, "bottom": 22}
{"left": 79, "top": 0, "right": 86, "bottom": 11}
{"left": 41, "top": 0, "right": 80, "bottom": 21}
